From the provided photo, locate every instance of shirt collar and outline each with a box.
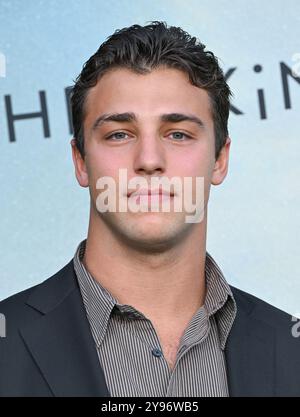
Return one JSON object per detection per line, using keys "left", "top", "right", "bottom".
{"left": 204, "top": 251, "right": 237, "bottom": 349}
{"left": 74, "top": 239, "right": 237, "bottom": 350}
{"left": 73, "top": 239, "right": 117, "bottom": 347}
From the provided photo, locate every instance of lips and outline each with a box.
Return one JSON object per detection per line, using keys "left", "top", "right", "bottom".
{"left": 127, "top": 188, "right": 175, "bottom": 198}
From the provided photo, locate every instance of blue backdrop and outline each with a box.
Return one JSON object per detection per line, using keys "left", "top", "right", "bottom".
{"left": 0, "top": 0, "right": 299, "bottom": 316}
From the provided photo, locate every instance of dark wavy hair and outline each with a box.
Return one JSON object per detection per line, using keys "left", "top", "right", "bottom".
{"left": 71, "top": 21, "right": 232, "bottom": 160}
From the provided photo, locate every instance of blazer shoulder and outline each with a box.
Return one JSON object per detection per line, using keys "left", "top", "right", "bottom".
{"left": 0, "top": 259, "right": 75, "bottom": 330}
{"left": 230, "top": 284, "right": 296, "bottom": 330}
{"left": 0, "top": 283, "right": 40, "bottom": 318}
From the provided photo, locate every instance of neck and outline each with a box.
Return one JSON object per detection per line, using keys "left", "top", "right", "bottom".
{"left": 82, "top": 207, "right": 208, "bottom": 325}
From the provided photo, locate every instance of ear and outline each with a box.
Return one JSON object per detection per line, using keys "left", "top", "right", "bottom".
{"left": 70, "top": 138, "right": 89, "bottom": 187}
{"left": 211, "top": 137, "right": 231, "bottom": 186}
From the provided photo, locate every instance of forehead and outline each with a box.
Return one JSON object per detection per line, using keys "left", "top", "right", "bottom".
{"left": 84, "top": 67, "right": 213, "bottom": 125}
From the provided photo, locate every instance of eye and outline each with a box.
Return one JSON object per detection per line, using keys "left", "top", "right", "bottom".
{"left": 105, "top": 131, "right": 192, "bottom": 141}
{"left": 105, "top": 131, "right": 130, "bottom": 141}
{"left": 168, "top": 131, "right": 192, "bottom": 141}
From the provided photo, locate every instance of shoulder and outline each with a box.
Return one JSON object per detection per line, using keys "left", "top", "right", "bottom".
{"left": 0, "top": 284, "right": 41, "bottom": 331}
{"left": 230, "top": 285, "right": 298, "bottom": 337}
{"left": 0, "top": 259, "right": 75, "bottom": 332}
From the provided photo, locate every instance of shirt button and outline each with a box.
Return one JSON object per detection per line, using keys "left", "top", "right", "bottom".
{"left": 152, "top": 348, "right": 163, "bottom": 357}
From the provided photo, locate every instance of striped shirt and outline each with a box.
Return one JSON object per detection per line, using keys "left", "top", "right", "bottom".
{"left": 73, "top": 239, "right": 237, "bottom": 397}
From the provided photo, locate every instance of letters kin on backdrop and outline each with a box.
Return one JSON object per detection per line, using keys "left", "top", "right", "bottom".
{"left": 1, "top": 62, "right": 300, "bottom": 143}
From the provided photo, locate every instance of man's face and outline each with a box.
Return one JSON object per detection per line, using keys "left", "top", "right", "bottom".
{"left": 72, "top": 66, "right": 230, "bottom": 250}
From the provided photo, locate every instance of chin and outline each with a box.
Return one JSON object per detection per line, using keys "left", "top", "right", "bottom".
{"left": 123, "top": 217, "right": 187, "bottom": 247}
{"left": 99, "top": 210, "right": 191, "bottom": 250}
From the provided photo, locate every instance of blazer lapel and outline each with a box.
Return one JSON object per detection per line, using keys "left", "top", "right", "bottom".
{"left": 225, "top": 287, "right": 276, "bottom": 397}
{"left": 19, "top": 260, "right": 111, "bottom": 397}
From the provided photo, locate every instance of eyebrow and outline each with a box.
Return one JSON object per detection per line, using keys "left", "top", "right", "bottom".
{"left": 91, "top": 112, "right": 205, "bottom": 131}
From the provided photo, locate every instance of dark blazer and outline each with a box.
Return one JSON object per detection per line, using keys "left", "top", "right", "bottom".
{"left": 0, "top": 259, "right": 300, "bottom": 397}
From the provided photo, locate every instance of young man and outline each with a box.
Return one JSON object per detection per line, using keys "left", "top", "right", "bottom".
{"left": 0, "top": 21, "right": 299, "bottom": 397}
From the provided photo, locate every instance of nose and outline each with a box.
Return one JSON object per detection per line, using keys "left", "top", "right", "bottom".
{"left": 132, "top": 135, "right": 166, "bottom": 176}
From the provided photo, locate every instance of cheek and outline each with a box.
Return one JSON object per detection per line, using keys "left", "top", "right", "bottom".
{"left": 85, "top": 151, "right": 132, "bottom": 200}
{"left": 172, "top": 150, "right": 212, "bottom": 178}
{"left": 172, "top": 149, "right": 214, "bottom": 203}
{"left": 86, "top": 147, "right": 123, "bottom": 177}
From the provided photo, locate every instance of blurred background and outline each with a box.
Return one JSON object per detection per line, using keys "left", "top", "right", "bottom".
{"left": 0, "top": 0, "right": 299, "bottom": 315}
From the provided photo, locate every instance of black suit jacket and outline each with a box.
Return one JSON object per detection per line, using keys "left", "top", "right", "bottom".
{"left": 0, "top": 259, "right": 300, "bottom": 397}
